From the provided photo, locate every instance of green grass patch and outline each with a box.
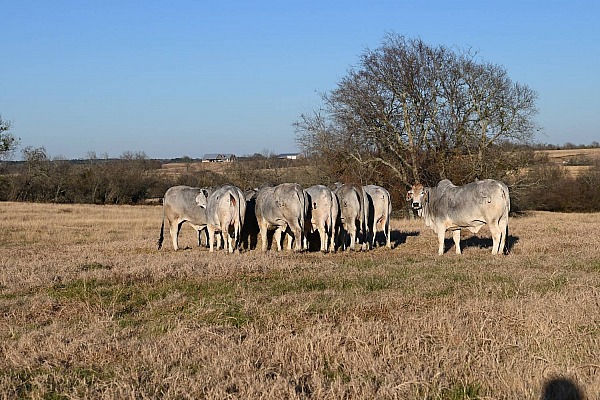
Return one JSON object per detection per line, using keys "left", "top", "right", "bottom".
{"left": 48, "top": 277, "right": 238, "bottom": 328}
{"left": 206, "top": 300, "right": 253, "bottom": 328}
{"left": 0, "top": 366, "right": 114, "bottom": 399}
{"left": 580, "top": 260, "right": 600, "bottom": 273}
{"left": 438, "top": 381, "right": 482, "bottom": 399}
{"left": 534, "top": 274, "right": 569, "bottom": 294}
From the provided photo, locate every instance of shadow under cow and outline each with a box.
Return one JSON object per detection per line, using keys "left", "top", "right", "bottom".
{"left": 389, "top": 230, "right": 420, "bottom": 248}
{"left": 442, "top": 233, "right": 520, "bottom": 254}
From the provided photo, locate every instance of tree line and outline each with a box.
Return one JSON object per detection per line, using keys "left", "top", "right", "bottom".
{"left": 1, "top": 147, "right": 599, "bottom": 213}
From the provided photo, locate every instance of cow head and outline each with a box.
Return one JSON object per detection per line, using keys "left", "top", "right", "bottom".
{"left": 407, "top": 183, "right": 427, "bottom": 217}
{"left": 195, "top": 188, "right": 210, "bottom": 209}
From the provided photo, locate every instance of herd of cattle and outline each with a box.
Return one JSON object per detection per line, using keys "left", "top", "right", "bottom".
{"left": 157, "top": 179, "right": 510, "bottom": 255}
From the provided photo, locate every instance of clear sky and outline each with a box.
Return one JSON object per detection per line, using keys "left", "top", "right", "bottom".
{"left": 1, "top": 1, "right": 599, "bottom": 160}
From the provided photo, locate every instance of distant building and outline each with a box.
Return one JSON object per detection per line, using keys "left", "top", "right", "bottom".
{"left": 277, "top": 152, "right": 303, "bottom": 160}
{"left": 202, "top": 153, "right": 237, "bottom": 162}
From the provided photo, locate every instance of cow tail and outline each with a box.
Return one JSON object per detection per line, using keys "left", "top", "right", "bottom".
{"left": 387, "top": 192, "right": 392, "bottom": 240}
{"left": 329, "top": 190, "right": 335, "bottom": 235}
{"left": 501, "top": 184, "right": 511, "bottom": 254}
{"left": 298, "top": 188, "right": 309, "bottom": 250}
{"left": 157, "top": 198, "right": 165, "bottom": 250}
{"left": 229, "top": 193, "right": 239, "bottom": 250}
{"left": 360, "top": 187, "right": 367, "bottom": 244}
{"left": 298, "top": 188, "right": 306, "bottom": 232}
{"left": 236, "top": 191, "right": 243, "bottom": 250}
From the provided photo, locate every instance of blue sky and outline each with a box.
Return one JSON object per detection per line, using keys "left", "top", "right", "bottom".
{"left": 1, "top": 1, "right": 599, "bottom": 160}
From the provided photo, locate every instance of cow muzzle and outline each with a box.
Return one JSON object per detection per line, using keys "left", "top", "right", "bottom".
{"left": 411, "top": 202, "right": 422, "bottom": 210}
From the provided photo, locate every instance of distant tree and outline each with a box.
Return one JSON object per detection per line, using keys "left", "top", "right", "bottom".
{"left": 295, "top": 34, "right": 539, "bottom": 188}
{"left": 11, "top": 146, "right": 52, "bottom": 201}
{"left": 180, "top": 155, "right": 193, "bottom": 173}
{"left": 0, "top": 115, "right": 20, "bottom": 160}
{"left": 101, "top": 151, "right": 159, "bottom": 204}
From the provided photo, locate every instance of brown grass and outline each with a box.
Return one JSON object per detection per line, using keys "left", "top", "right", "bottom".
{"left": 1, "top": 202, "right": 599, "bottom": 399}
{"left": 159, "top": 161, "right": 230, "bottom": 177}
{"left": 536, "top": 148, "right": 600, "bottom": 177}
{"left": 537, "top": 148, "right": 600, "bottom": 163}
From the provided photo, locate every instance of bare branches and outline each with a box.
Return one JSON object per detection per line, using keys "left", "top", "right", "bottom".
{"left": 0, "top": 115, "right": 19, "bottom": 160}
{"left": 294, "top": 34, "right": 539, "bottom": 187}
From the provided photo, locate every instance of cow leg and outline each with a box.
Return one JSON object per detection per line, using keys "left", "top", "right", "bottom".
{"left": 282, "top": 228, "right": 292, "bottom": 251}
{"left": 272, "top": 227, "right": 282, "bottom": 251}
{"left": 207, "top": 226, "right": 216, "bottom": 253}
{"left": 338, "top": 227, "right": 347, "bottom": 251}
{"left": 233, "top": 220, "right": 242, "bottom": 252}
{"left": 321, "top": 228, "right": 327, "bottom": 252}
{"left": 203, "top": 228, "right": 210, "bottom": 248}
{"left": 220, "top": 223, "right": 230, "bottom": 253}
{"left": 196, "top": 228, "right": 202, "bottom": 247}
{"left": 452, "top": 230, "right": 462, "bottom": 254}
{"left": 189, "top": 224, "right": 206, "bottom": 248}
{"left": 214, "top": 231, "right": 225, "bottom": 251}
{"left": 303, "top": 224, "right": 310, "bottom": 251}
{"left": 437, "top": 230, "right": 446, "bottom": 256}
{"left": 295, "top": 225, "right": 304, "bottom": 252}
{"left": 285, "top": 223, "right": 302, "bottom": 252}
{"left": 169, "top": 220, "right": 182, "bottom": 251}
{"left": 369, "top": 221, "right": 375, "bottom": 249}
{"left": 259, "top": 222, "right": 269, "bottom": 252}
{"left": 319, "top": 225, "right": 328, "bottom": 252}
{"left": 499, "top": 220, "right": 508, "bottom": 255}
{"left": 327, "top": 224, "right": 335, "bottom": 253}
{"left": 385, "top": 217, "right": 391, "bottom": 249}
{"left": 333, "top": 223, "right": 341, "bottom": 252}
{"left": 489, "top": 221, "right": 501, "bottom": 255}
{"left": 229, "top": 223, "right": 237, "bottom": 253}
{"left": 227, "top": 231, "right": 234, "bottom": 254}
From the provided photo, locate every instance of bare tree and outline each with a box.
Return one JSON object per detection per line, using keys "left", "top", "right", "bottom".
{"left": 0, "top": 115, "right": 19, "bottom": 160}
{"left": 295, "top": 34, "right": 539, "bottom": 187}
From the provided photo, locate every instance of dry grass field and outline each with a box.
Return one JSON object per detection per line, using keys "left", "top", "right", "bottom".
{"left": 159, "top": 161, "right": 230, "bottom": 178}
{"left": 536, "top": 148, "right": 600, "bottom": 177}
{"left": 1, "top": 202, "right": 599, "bottom": 399}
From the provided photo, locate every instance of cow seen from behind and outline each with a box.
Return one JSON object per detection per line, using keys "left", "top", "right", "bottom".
{"left": 362, "top": 185, "right": 392, "bottom": 249}
{"left": 195, "top": 184, "right": 246, "bottom": 253}
{"left": 305, "top": 184, "right": 339, "bottom": 252}
{"left": 333, "top": 184, "right": 364, "bottom": 251}
{"left": 255, "top": 183, "right": 307, "bottom": 252}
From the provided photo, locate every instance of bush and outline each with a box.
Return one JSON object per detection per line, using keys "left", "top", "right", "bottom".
{"left": 516, "top": 164, "right": 600, "bottom": 212}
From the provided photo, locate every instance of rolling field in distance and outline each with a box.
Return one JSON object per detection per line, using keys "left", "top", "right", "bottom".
{"left": 1, "top": 201, "right": 599, "bottom": 399}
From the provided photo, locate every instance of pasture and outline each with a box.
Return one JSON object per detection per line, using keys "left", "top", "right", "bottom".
{"left": 1, "top": 201, "right": 599, "bottom": 399}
